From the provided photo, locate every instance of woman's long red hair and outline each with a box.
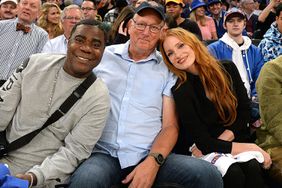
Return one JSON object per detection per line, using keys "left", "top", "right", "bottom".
{"left": 160, "top": 28, "right": 238, "bottom": 126}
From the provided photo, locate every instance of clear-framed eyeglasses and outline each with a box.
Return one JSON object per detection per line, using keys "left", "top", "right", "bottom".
{"left": 63, "top": 16, "right": 82, "bottom": 21}
{"left": 132, "top": 19, "right": 162, "bottom": 33}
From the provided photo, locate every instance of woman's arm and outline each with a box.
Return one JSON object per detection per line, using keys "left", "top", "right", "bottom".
{"left": 221, "top": 61, "right": 251, "bottom": 140}
{"left": 217, "top": 130, "right": 234, "bottom": 141}
{"left": 231, "top": 142, "right": 272, "bottom": 169}
{"left": 173, "top": 77, "right": 233, "bottom": 155}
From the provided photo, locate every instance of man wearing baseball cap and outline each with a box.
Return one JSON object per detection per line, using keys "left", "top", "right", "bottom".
{"left": 0, "top": 0, "right": 17, "bottom": 20}
{"left": 208, "top": 7, "right": 264, "bottom": 127}
{"left": 69, "top": 2, "right": 223, "bottom": 188}
{"left": 165, "top": 0, "right": 203, "bottom": 39}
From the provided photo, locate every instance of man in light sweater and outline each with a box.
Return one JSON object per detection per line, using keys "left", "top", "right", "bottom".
{"left": 41, "top": 5, "right": 83, "bottom": 54}
{"left": 0, "top": 19, "right": 110, "bottom": 187}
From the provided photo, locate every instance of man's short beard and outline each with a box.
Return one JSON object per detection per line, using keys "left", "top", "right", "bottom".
{"left": 173, "top": 14, "right": 180, "bottom": 19}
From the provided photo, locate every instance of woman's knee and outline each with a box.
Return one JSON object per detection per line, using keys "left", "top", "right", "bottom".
{"left": 242, "top": 159, "right": 262, "bottom": 172}
{"left": 158, "top": 154, "right": 223, "bottom": 188}
{"left": 223, "top": 163, "right": 245, "bottom": 188}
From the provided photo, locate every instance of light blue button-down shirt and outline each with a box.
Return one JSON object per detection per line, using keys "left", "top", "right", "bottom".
{"left": 93, "top": 41, "right": 176, "bottom": 168}
{"left": 41, "top": 34, "right": 68, "bottom": 54}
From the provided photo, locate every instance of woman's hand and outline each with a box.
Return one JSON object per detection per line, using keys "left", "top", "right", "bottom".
{"left": 191, "top": 145, "right": 204, "bottom": 158}
{"left": 260, "top": 149, "right": 272, "bottom": 169}
{"left": 250, "top": 144, "right": 272, "bottom": 169}
{"left": 232, "top": 142, "right": 272, "bottom": 169}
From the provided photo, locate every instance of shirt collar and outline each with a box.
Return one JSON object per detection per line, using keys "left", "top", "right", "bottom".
{"left": 63, "top": 34, "right": 68, "bottom": 44}
{"left": 113, "top": 40, "right": 161, "bottom": 64}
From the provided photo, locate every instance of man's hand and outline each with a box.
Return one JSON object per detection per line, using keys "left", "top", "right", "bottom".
{"left": 122, "top": 157, "right": 160, "bottom": 188}
{"left": 16, "top": 172, "right": 37, "bottom": 187}
{"left": 269, "top": 0, "right": 281, "bottom": 8}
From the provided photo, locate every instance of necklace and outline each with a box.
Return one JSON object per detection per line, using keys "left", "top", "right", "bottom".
{"left": 47, "top": 66, "right": 61, "bottom": 114}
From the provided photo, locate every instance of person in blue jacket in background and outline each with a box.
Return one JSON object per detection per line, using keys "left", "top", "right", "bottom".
{"left": 208, "top": 8, "right": 264, "bottom": 125}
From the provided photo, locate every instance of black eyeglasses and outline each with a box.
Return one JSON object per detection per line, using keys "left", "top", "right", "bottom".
{"left": 81, "top": 7, "right": 96, "bottom": 11}
{"left": 132, "top": 19, "right": 162, "bottom": 33}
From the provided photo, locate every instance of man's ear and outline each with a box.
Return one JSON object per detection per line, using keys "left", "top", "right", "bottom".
{"left": 223, "top": 22, "right": 227, "bottom": 30}
{"left": 180, "top": 6, "right": 184, "bottom": 14}
{"left": 243, "top": 19, "right": 246, "bottom": 28}
{"left": 127, "top": 19, "right": 133, "bottom": 35}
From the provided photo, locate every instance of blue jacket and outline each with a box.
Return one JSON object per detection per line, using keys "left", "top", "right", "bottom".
{"left": 208, "top": 40, "right": 264, "bottom": 97}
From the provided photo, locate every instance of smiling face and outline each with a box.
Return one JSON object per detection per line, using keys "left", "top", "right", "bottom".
{"left": 62, "top": 8, "right": 83, "bottom": 39}
{"left": 47, "top": 6, "right": 60, "bottom": 24}
{"left": 128, "top": 9, "right": 163, "bottom": 59}
{"left": 64, "top": 25, "right": 105, "bottom": 78}
{"left": 163, "top": 35, "right": 197, "bottom": 74}
{"left": 17, "top": 0, "right": 40, "bottom": 25}
{"left": 0, "top": 2, "right": 17, "bottom": 19}
{"left": 208, "top": 2, "right": 222, "bottom": 16}
{"left": 195, "top": 6, "right": 205, "bottom": 17}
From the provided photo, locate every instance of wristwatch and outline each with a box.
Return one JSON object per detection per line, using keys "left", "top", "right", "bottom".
{"left": 148, "top": 153, "right": 165, "bottom": 166}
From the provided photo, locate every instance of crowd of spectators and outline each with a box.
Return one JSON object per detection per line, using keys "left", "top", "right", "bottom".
{"left": 0, "top": 0, "right": 282, "bottom": 187}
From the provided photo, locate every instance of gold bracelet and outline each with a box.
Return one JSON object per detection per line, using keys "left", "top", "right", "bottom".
{"left": 26, "top": 173, "right": 33, "bottom": 188}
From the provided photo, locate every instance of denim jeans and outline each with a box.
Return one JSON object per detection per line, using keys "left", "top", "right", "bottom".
{"left": 69, "top": 153, "right": 223, "bottom": 188}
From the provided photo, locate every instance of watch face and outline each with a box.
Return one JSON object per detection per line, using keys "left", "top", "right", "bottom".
{"left": 149, "top": 153, "right": 165, "bottom": 165}
{"left": 157, "top": 154, "right": 164, "bottom": 164}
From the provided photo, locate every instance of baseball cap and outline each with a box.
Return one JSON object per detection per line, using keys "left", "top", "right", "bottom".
{"left": 165, "top": 0, "right": 185, "bottom": 7}
{"left": 0, "top": 0, "right": 17, "bottom": 5}
{"left": 191, "top": 0, "right": 206, "bottom": 12}
{"left": 207, "top": 0, "right": 222, "bottom": 6}
{"left": 135, "top": 1, "right": 165, "bottom": 20}
{"left": 224, "top": 8, "right": 246, "bottom": 24}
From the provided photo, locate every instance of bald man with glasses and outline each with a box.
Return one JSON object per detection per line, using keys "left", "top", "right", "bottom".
{"left": 42, "top": 4, "right": 84, "bottom": 54}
